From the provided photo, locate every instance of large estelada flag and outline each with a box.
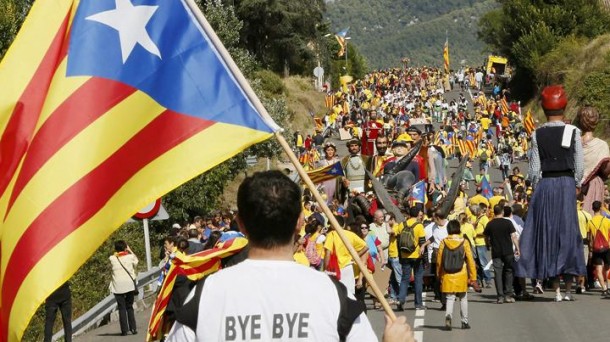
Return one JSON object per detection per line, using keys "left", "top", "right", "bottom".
{"left": 0, "top": 0, "right": 280, "bottom": 340}
{"left": 306, "top": 161, "right": 344, "bottom": 184}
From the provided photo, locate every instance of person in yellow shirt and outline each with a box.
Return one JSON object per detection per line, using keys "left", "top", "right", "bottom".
{"left": 489, "top": 188, "right": 505, "bottom": 210}
{"left": 587, "top": 201, "right": 610, "bottom": 297}
{"left": 293, "top": 236, "right": 310, "bottom": 267}
{"left": 459, "top": 213, "right": 476, "bottom": 249}
{"left": 385, "top": 213, "right": 402, "bottom": 306}
{"left": 323, "top": 216, "right": 369, "bottom": 295}
{"left": 469, "top": 187, "right": 490, "bottom": 208}
{"left": 576, "top": 199, "right": 592, "bottom": 293}
{"left": 396, "top": 207, "right": 427, "bottom": 311}
{"left": 472, "top": 204, "right": 492, "bottom": 287}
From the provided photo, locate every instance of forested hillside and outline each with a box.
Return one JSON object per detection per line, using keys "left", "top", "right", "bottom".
{"left": 325, "top": 0, "right": 498, "bottom": 68}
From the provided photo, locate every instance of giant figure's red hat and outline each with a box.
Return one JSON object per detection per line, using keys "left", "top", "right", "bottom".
{"left": 540, "top": 85, "right": 567, "bottom": 111}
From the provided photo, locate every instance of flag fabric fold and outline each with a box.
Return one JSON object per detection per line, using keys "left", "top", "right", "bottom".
{"left": 306, "top": 161, "right": 344, "bottom": 184}
{"left": 147, "top": 237, "right": 248, "bottom": 341}
{"left": 0, "top": 0, "right": 279, "bottom": 340}
{"left": 481, "top": 176, "right": 493, "bottom": 199}
{"left": 409, "top": 180, "right": 427, "bottom": 204}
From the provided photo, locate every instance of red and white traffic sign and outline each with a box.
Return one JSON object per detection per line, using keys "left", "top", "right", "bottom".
{"left": 133, "top": 199, "right": 161, "bottom": 219}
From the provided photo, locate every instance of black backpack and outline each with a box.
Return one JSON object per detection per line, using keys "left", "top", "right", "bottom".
{"left": 398, "top": 222, "right": 417, "bottom": 254}
{"left": 442, "top": 240, "right": 465, "bottom": 273}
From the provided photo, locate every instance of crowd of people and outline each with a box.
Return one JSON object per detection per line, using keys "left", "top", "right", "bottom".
{"left": 139, "top": 66, "right": 610, "bottom": 341}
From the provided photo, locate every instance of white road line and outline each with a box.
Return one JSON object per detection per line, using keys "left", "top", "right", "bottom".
{"left": 414, "top": 330, "right": 424, "bottom": 342}
{"left": 415, "top": 309, "right": 425, "bottom": 317}
{"left": 413, "top": 318, "right": 424, "bottom": 328}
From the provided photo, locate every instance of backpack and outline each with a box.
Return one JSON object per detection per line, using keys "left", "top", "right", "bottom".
{"left": 398, "top": 223, "right": 417, "bottom": 254}
{"left": 305, "top": 235, "right": 322, "bottom": 267}
{"left": 442, "top": 240, "right": 465, "bottom": 274}
{"left": 592, "top": 218, "right": 609, "bottom": 253}
{"left": 480, "top": 150, "right": 488, "bottom": 162}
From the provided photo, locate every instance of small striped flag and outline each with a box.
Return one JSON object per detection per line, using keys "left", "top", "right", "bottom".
{"left": 325, "top": 94, "right": 335, "bottom": 108}
{"left": 524, "top": 109, "right": 536, "bottom": 135}
{"left": 500, "top": 96, "right": 510, "bottom": 115}
{"left": 147, "top": 237, "right": 248, "bottom": 340}
{"left": 443, "top": 38, "right": 450, "bottom": 73}
{"left": 306, "top": 161, "right": 344, "bottom": 184}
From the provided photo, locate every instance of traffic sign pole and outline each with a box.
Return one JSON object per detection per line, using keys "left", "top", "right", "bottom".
{"left": 143, "top": 218, "right": 152, "bottom": 271}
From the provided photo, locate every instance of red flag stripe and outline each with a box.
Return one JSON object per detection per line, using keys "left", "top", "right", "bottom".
{"left": 0, "top": 12, "right": 71, "bottom": 198}
{"left": 1, "top": 111, "right": 214, "bottom": 332}
{"left": 5, "top": 79, "right": 137, "bottom": 216}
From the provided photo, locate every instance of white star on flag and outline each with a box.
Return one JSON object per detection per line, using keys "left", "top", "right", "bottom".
{"left": 412, "top": 186, "right": 420, "bottom": 194}
{"left": 86, "top": 0, "right": 161, "bottom": 63}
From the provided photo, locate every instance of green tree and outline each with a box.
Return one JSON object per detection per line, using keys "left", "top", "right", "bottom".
{"left": 0, "top": 0, "right": 33, "bottom": 58}
{"left": 478, "top": 0, "right": 610, "bottom": 99}
{"left": 233, "top": 0, "right": 325, "bottom": 76}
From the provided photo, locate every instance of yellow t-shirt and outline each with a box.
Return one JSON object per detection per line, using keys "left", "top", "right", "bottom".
{"left": 387, "top": 222, "right": 402, "bottom": 259}
{"left": 399, "top": 218, "right": 426, "bottom": 259}
{"left": 577, "top": 209, "right": 592, "bottom": 239}
{"left": 469, "top": 194, "right": 490, "bottom": 208}
{"left": 489, "top": 195, "right": 504, "bottom": 211}
{"left": 324, "top": 230, "right": 367, "bottom": 269}
{"left": 474, "top": 215, "right": 489, "bottom": 246}
{"left": 588, "top": 215, "right": 610, "bottom": 242}
{"left": 461, "top": 222, "right": 476, "bottom": 247}
{"left": 480, "top": 117, "right": 491, "bottom": 130}
{"left": 293, "top": 251, "right": 310, "bottom": 267}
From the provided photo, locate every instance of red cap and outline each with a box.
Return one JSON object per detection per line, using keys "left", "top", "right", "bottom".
{"left": 540, "top": 85, "right": 567, "bottom": 111}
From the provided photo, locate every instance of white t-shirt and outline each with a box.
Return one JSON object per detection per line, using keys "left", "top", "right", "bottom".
{"left": 166, "top": 259, "right": 377, "bottom": 342}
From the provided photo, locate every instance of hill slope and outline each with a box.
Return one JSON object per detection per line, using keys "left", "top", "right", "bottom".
{"left": 325, "top": 0, "right": 498, "bottom": 69}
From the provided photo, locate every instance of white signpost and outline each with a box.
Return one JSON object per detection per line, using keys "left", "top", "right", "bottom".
{"left": 131, "top": 199, "right": 169, "bottom": 271}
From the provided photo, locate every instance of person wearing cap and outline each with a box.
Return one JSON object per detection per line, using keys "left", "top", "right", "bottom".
{"left": 316, "top": 142, "right": 340, "bottom": 205}
{"left": 362, "top": 111, "right": 383, "bottom": 156}
{"left": 339, "top": 139, "right": 371, "bottom": 202}
{"left": 406, "top": 126, "right": 428, "bottom": 180}
{"left": 515, "top": 85, "right": 586, "bottom": 302}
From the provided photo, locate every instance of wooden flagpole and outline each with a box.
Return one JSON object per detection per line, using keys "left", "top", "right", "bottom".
{"left": 184, "top": 0, "right": 397, "bottom": 321}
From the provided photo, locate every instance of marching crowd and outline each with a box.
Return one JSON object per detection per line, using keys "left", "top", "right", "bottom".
{"left": 136, "top": 66, "right": 610, "bottom": 341}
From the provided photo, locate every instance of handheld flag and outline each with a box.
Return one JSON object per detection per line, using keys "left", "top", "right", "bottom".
{"left": 524, "top": 109, "right": 536, "bottom": 135}
{"left": 147, "top": 237, "right": 248, "bottom": 341}
{"left": 0, "top": 0, "right": 279, "bottom": 340}
{"left": 443, "top": 38, "right": 450, "bottom": 73}
{"left": 409, "top": 181, "right": 427, "bottom": 204}
{"left": 306, "top": 161, "right": 344, "bottom": 184}
{"left": 481, "top": 176, "right": 493, "bottom": 199}
{"left": 500, "top": 96, "right": 510, "bottom": 115}
{"left": 335, "top": 27, "right": 349, "bottom": 57}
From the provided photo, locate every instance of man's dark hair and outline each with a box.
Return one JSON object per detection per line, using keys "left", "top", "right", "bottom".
{"left": 409, "top": 206, "right": 421, "bottom": 218}
{"left": 193, "top": 216, "right": 203, "bottom": 223}
{"left": 237, "top": 171, "right": 302, "bottom": 249}
{"left": 503, "top": 206, "right": 512, "bottom": 217}
{"left": 593, "top": 200, "right": 602, "bottom": 212}
{"left": 188, "top": 229, "right": 199, "bottom": 239}
{"left": 493, "top": 204, "right": 503, "bottom": 216}
{"left": 447, "top": 220, "right": 461, "bottom": 235}
{"left": 434, "top": 211, "right": 447, "bottom": 220}
{"left": 114, "top": 240, "right": 127, "bottom": 253}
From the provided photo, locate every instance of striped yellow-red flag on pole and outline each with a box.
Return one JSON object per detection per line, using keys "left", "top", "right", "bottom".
{"left": 0, "top": 0, "right": 281, "bottom": 340}
{"left": 500, "top": 96, "right": 510, "bottom": 115}
{"left": 524, "top": 109, "right": 536, "bottom": 135}
{"left": 147, "top": 237, "right": 248, "bottom": 341}
{"left": 443, "top": 38, "right": 449, "bottom": 73}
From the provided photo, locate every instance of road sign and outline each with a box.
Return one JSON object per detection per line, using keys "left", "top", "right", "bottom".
{"left": 313, "top": 66, "right": 324, "bottom": 77}
{"left": 133, "top": 199, "right": 161, "bottom": 219}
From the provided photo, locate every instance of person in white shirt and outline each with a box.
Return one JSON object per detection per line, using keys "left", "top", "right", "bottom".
{"left": 166, "top": 171, "right": 414, "bottom": 342}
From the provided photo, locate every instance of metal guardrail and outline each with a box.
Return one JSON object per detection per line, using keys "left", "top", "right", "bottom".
{"left": 52, "top": 267, "right": 161, "bottom": 341}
